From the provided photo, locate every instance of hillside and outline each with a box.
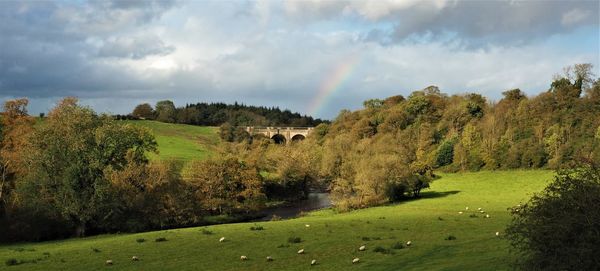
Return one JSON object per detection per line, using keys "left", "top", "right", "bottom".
{"left": 122, "top": 120, "right": 220, "bottom": 161}
{"left": 0, "top": 170, "right": 552, "bottom": 270}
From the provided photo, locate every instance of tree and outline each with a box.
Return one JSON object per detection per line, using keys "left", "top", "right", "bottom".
{"left": 21, "top": 98, "right": 157, "bottom": 236}
{"left": 186, "top": 158, "right": 265, "bottom": 214}
{"left": 0, "top": 99, "right": 34, "bottom": 214}
{"left": 132, "top": 103, "right": 155, "bottom": 119}
{"left": 155, "top": 100, "right": 176, "bottom": 123}
{"left": 505, "top": 160, "right": 600, "bottom": 270}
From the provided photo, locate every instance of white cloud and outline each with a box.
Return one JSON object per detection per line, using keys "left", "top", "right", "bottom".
{"left": 561, "top": 8, "right": 591, "bottom": 26}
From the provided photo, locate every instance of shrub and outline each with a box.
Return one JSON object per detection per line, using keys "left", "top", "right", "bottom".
{"left": 373, "top": 246, "right": 393, "bottom": 254}
{"left": 391, "top": 242, "right": 404, "bottom": 249}
{"left": 136, "top": 238, "right": 146, "bottom": 243}
{"left": 91, "top": 248, "right": 101, "bottom": 253}
{"left": 5, "top": 258, "right": 19, "bottom": 266}
{"left": 361, "top": 237, "right": 371, "bottom": 241}
{"left": 155, "top": 237, "right": 168, "bottom": 242}
{"left": 445, "top": 235, "right": 457, "bottom": 240}
{"left": 201, "top": 229, "right": 213, "bottom": 235}
{"left": 287, "top": 237, "right": 302, "bottom": 243}
{"left": 506, "top": 162, "right": 600, "bottom": 270}
{"left": 250, "top": 225, "right": 264, "bottom": 231}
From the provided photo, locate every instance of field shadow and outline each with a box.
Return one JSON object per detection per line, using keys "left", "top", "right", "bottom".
{"left": 419, "top": 190, "right": 461, "bottom": 199}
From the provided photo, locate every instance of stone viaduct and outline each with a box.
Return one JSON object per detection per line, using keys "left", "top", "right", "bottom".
{"left": 245, "top": 126, "right": 314, "bottom": 144}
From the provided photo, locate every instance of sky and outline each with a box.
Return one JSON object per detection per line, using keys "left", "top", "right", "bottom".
{"left": 0, "top": 0, "right": 599, "bottom": 119}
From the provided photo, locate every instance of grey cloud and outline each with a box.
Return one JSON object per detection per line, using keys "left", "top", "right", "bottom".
{"left": 98, "top": 35, "right": 175, "bottom": 59}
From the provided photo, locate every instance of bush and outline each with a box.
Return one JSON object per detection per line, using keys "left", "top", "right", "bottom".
{"left": 445, "top": 235, "right": 457, "bottom": 240}
{"left": 201, "top": 229, "right": 213, "bottom": 235}
{"left": 5, "top": 258, "right": 19, "bottom": 266}
{"left": 250, "top": 225, "right": 264, "bottom": 231}
{"left": 506, "top": 161, "right": 600, "bottom": 270}
{"left": 391, "top": 242, "right": 404, "bottom": 249}
{"left": 287, "top": 237, "right": 302, "bottom": 243}
{"left": 155, "top": 237, "right": 168, "bottom": 242}
{"left": 373, "top": 246, "right": 393, "bottom": 254}
{"left": 136, "top": 238, "right": 146, "bottom": 243}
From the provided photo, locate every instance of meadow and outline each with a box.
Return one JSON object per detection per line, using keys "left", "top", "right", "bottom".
{"left": 123, "top": 120, "right": 219, "bottom": 161}
{"left": 0, "top": 170, "right": 553, "bottom": 270}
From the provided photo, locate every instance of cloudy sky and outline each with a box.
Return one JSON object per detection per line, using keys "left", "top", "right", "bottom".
{"left": 1, "top": 0, "right": 598, "bottom": 119}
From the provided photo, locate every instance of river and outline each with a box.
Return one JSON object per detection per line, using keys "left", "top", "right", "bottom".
{"left": 258, "top": 193, "right": 332, "bottom": 221}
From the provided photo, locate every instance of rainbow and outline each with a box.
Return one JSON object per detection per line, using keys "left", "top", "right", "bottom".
{"left": 307, "top": 54, "right": 362, "bottom": 117}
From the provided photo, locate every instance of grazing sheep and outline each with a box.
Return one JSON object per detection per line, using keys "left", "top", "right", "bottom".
{"left": 297, "top": 249, "right": 305, "bottom": 254}
{"left": 496, "top": 232, "right": 500, "bottom": 236}
{"left": 131, "top": 256, "right": 139, "bottom": 261}
{"left": 485, "top": 214, "right": 490, "bottom": 218}
{"left": 359, "top": 245, "right": 366, "bottom": 251}
{"left": 105, "top": 260, "right": 113, "bottom": 266}
{"left": 311, "top": 259, "right": 317, "bottom": 265}
{"left": 479, "top": 210, "right": 485, "bottom": 213}
{"left": 266, "top": 256, "right": 273, "bottom": 262}
{"left": 305, "top": 224, "right": 311, "bottom": 228}
{"left": 219, "top": 237, "right": 226, "bottom": 242}
{"left": 352, "top": 258, "right": 360, "bottom": 264}
{"left": 240, "top": 255, "right": 248, "bottom": 261}
{"left": 465, "top": 207, "right": 469, "bottom": 210}
{"left": 478, "top": 208, "right": 482, "bottom": 211}
{"left": 406, "top": 241, "right": 412, "bottom": 246}
{"left": 458, "top": 211, "right": 463, "bottom": 214}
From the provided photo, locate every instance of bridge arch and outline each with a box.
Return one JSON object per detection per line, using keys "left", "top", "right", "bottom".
{"left": 272, "top": 134, "right": 287, "bottom": 144}
{"left": 291, "top": 134, "right": 306, "bottom": 142}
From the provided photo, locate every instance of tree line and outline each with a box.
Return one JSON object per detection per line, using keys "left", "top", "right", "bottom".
{"left": 125, "top": 100, "right": 326, "bottom": 127}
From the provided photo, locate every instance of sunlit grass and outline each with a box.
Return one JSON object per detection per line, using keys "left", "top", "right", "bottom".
{"left": 0, "top": 170, "right": 553, "bottom": 270}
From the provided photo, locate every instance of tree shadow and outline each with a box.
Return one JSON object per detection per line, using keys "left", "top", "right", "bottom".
{"left": 419, "top": 190, "right": 461, "bottom": 199}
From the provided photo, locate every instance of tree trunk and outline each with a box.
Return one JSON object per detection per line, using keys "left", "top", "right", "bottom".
{"left": 75, "top": 222, "right": 86, "bottom": 237}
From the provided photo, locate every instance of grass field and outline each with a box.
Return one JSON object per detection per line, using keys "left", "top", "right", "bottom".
{"left": 122, "top": 120, "right": 220, "bottom": 161}
{"left": 0, "top": 170, "right": 553, "bottom": 270}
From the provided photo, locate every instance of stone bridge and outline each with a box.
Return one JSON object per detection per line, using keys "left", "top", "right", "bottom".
{"left": 245, "top": 126, "right": 314, "bottom": 144}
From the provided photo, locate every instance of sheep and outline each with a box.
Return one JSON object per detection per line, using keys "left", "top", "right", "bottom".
{"left": 478, "top": 207, "right": 482, "bottom": 211}
{"left": 240, "top": 255, "right": 248, "bottom": 261}
{"left": 496, "top": 232, "right": 500, "bottom": 236}
{"left": 458, "top": 211, "right": 463, "bottom": 214}
{"left": 485, "top": 214, "right": 490, "bottom": 218}
{"left": 352, "top": 258, "right": 360, "bottom": 264}
{"left": 219, "top": 237, "right": 226, "bottom": 242}
{"left": 479, "top": 210, "right": 485, "bottom": 213}
{"left": 131, "top": 256, "right": 139, "bottom": 261}
{"left": 406, "top": 241, "right": 412, "bottom": 246}
{"left": 297, "top": 249, "right": 305, "bottom": 254}
{"left": 105, "top": 260, "right": 113, "bottom": 266}
{"left": 311, "top": 259, "right": 317, "bottom": 265}
{"left": 465, "top": 207, "right": 469, "bottom": 210}
{"left": 359, "top": 245, "right": 366, "bottom": 251}
{"left": 266, "top": 256, "right": 273, "bottom": 262}
{"left": 305, "top": 224, "right": 311, "bottom": 228}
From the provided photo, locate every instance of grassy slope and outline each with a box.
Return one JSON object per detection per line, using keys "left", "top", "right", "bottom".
{"left": 122, "top": 120, "right": 219, "bottom": 161}
{"left": 0, "top": 170, "right": 552, "bottom": 271}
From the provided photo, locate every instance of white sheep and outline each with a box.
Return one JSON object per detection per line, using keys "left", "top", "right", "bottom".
{"left": 311, "top": 259, "right": 317, "bottom": 265}
{"left": 458, "top": 211, "right": 463, "bottom": 214}
{"left": 352, "top": 258, "right": 360, "bottom": 264}
{"left": 478, "top": 207, "right": 482, "bottom": 211}
{"left": 479, "top": 210, "right": 485, "bottom": 213}
{"left": 297, "top": 249, "right": 305, "bottom": 254}
{"left": 131, "top": 256, "right": 139, "bottom": 261}
{"left": 495, "top": 232, "right": 500, "bottom": 236}
{"left": 305, "top": 224, "right": 311, "bottom": 228}
{"left": 465, "top": 207, "right": 469, "bottom": 210}
{"left": 105, "top": 260, "right": 113, "bottom": 265}
{"left": 485, "top": 214, "right": 490, "bottom": 218}
{"left": 240, "top": 255, "right": 248, "bottom": 261}
{"left": 266, "top": 256, "right": 273, "bottom": 262}
{"left": 219, "top": 237, "right": 226, "bottom": 242}
{"left": 406, "top": 241, "right": 412, "bottom": 246}
{"left": 359, "top": 245, "right": 366, "bottom": 251}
